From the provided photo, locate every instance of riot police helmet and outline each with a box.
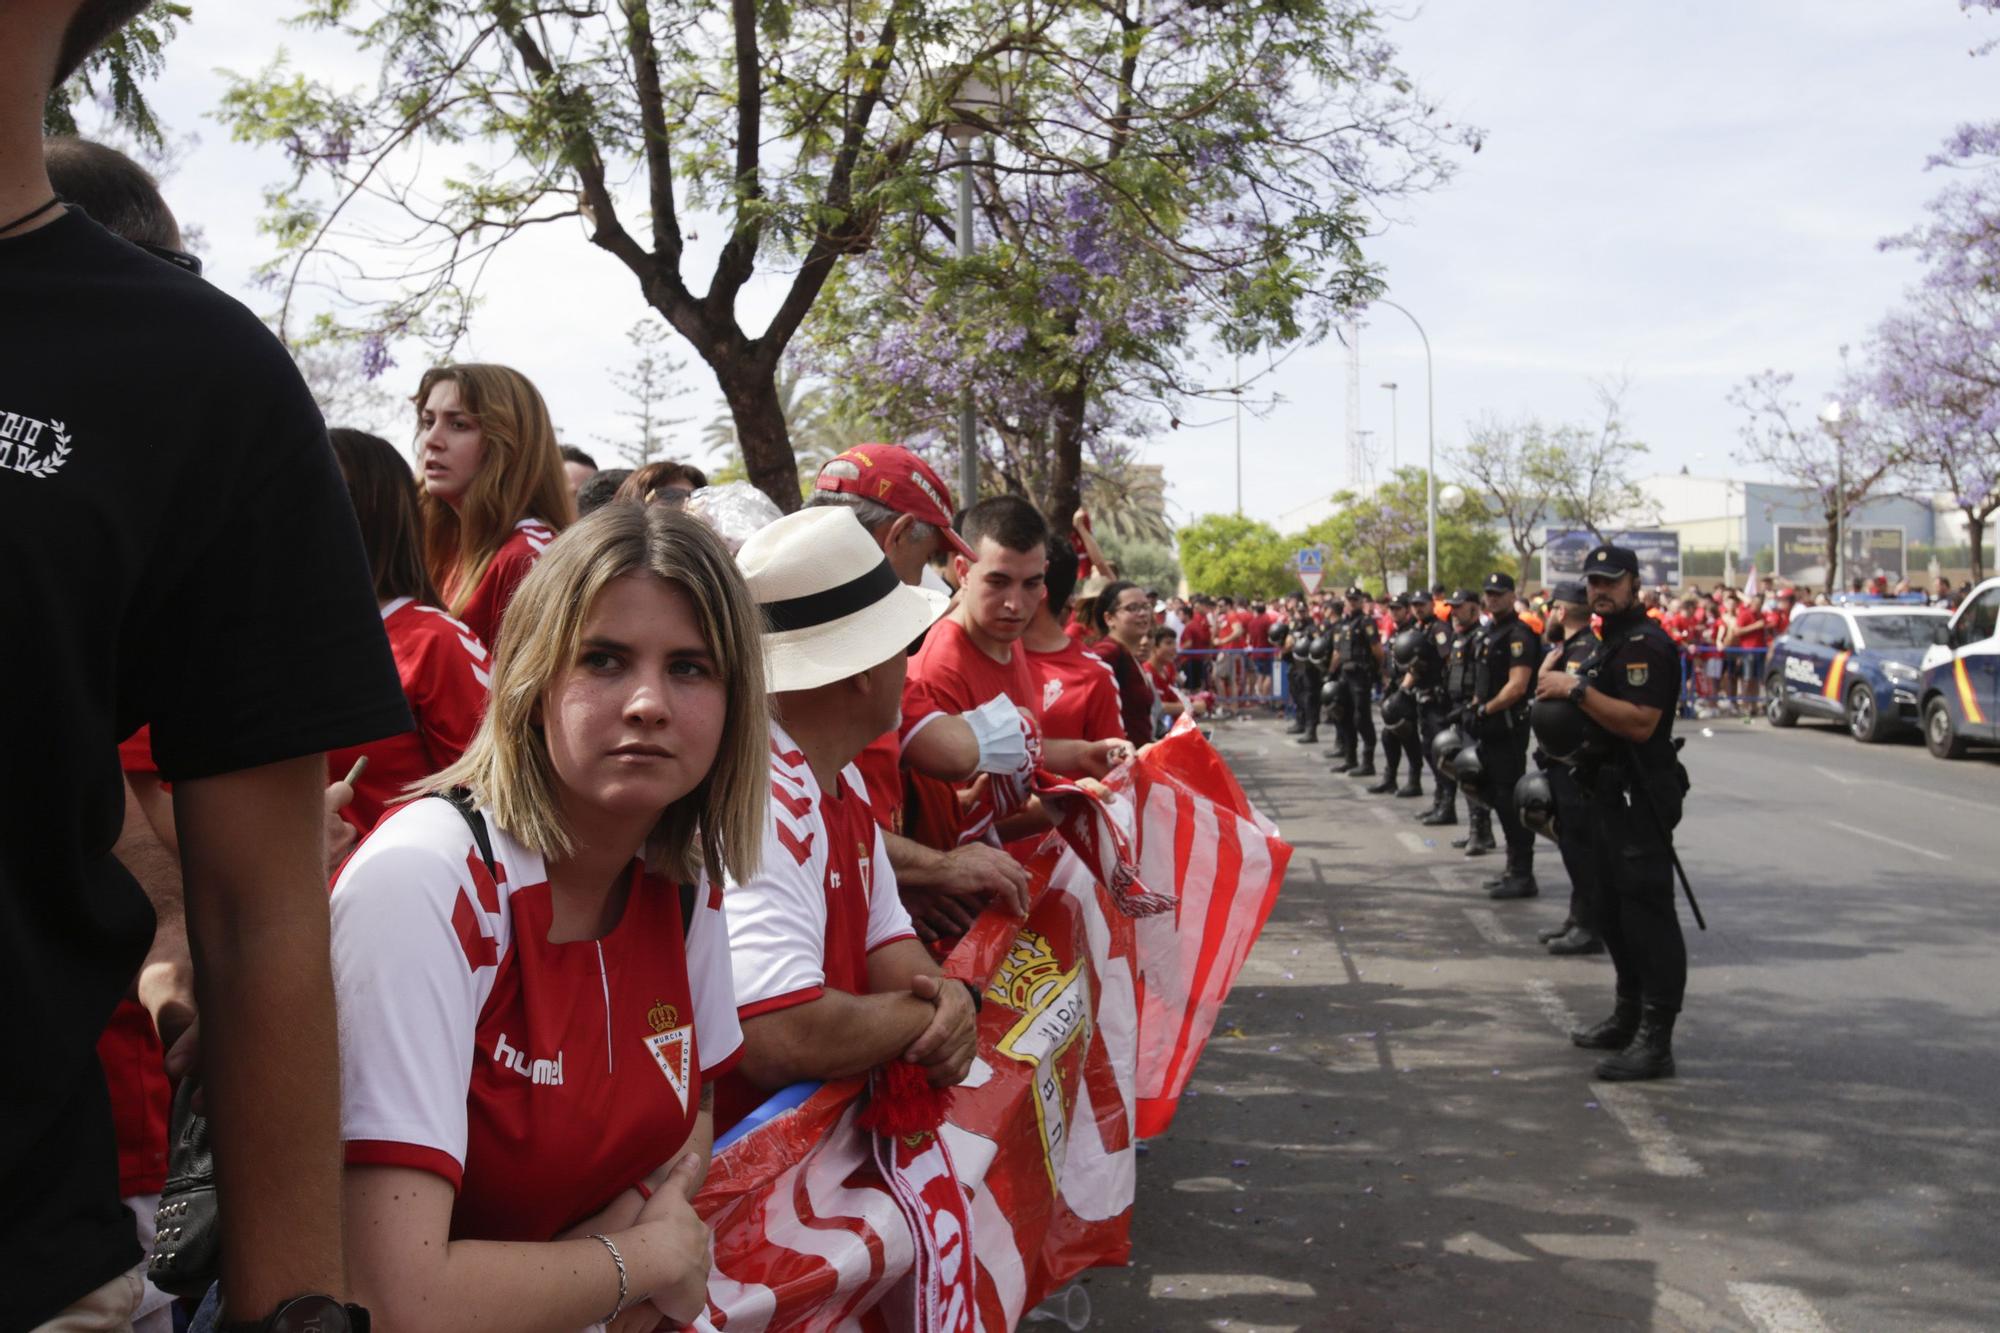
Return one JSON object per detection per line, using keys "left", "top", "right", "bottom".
{"left": 1452, "top": 741, "right": 1490, "bottom": 805}
{"left": 1381, "top": 688, "right": 1418, "bottom": 739}
{"left": 1431, "top": 723, "right": 1470, "bottom": 773}
{"left": 1321, "top": 678, "right": 1340, "bottom": 705}
{"left": 1515, "top": 770, "right": 1558, "bottom": 841}
{"left": 1530, "top": 696, "right": 1597, "bottom": 765}
{"left": 1390, "top": 627, "right": 1424, "bottom": 666}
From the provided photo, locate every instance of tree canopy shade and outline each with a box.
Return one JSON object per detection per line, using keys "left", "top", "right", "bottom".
{"left": 218, "top": 0, "right": 1473, "bottom": 517}
{"left": 1297, "top": 467, "right": 1501, "bottom": 595}
{"left": 42, "top": 2, "right": 189, "bottom": 151}
{"left": 1176, "top": 513, "right": 1295, "bottom": 600}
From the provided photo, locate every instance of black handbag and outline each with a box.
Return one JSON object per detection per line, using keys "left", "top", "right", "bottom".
{"left": 148, "top": 1076, "right": 221, "bottom": 1298}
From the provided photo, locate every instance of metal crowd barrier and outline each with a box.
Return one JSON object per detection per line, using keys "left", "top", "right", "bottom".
{"left": 1173, "top": 647, "right": 1289, "bottom": 717}
{"left": 1675, "top": 644, "right": 1775, "bottom": 718}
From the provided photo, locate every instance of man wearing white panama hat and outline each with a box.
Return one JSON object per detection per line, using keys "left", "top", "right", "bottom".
{"left": 713, "top": 508, "right": 983, "bottom": 1130}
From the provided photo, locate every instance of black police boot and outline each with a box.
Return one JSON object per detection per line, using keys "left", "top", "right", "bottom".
{"left": 1594, "top": 1007, "right": 1677, "bottom": 1081}
{"left": 1395, "top": 776, "right": 1424, "bottom": 798}
{"left": 1570, "top": 999, "right": 1640, "bottom": 1050}
{"left": 1536, "top": 917, "right": 1575, "bottom": 944}
{"left": 1351, "top": 746, "right": 1376, "bottom": 778}
{"left": 1548, "top": 927, "right": 1606, "bottom": 956}
{"left": 1488, "top": 874, "right": 1538, "bottom": 900}
{"left": 1284, "top": 715, "right": 1305, "bottom": 735}
{"left": 1463, "top": 813, "right": 1496, "bottom": 857}
{"left": 1365, "top": 769, "right": 1397, "bottom": 794}
{"left": 1420, "top": 794, "right": 1457, "bottom": 827}
{"left": 1295, "top": 722, "right": 1319, "bottom": 744}
{"left": 1333, "top": 748, "right": 1357, "bottom": 773}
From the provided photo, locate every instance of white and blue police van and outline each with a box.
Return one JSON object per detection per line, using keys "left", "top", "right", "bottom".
{"left": 1917, "top": 577, "right": 2000, "bottom": 759}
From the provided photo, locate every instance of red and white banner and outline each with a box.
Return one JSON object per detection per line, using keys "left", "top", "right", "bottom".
{"left": 686, "top": 721, "right": 1290, "bottom": 1329}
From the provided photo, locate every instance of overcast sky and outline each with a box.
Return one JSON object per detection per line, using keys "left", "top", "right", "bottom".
{"left": 134, "top": 2, "right": 1995, "bottom": 532}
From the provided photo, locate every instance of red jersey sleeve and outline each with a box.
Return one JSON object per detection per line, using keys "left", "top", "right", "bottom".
{"left": 404, "top": 608, "right": 493, "bottom": 772}
{"left": 455, "top": 520, "right": 555, "bottom": 650}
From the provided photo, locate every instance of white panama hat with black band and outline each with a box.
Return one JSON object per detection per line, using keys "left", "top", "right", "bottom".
{"left": 738, "top": 507, "right": 951, "bottom": 692}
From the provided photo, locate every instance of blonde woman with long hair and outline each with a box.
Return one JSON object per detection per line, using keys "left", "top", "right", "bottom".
{"left": 328, "top": 502, "right": 767, "bottom": 1332}
{"left": 416, "top": 363, "right": 576, "bottom": 647}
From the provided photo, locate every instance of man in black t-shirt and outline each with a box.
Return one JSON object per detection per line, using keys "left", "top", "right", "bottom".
{"left": 1537, "top": 545, "right": 1690, "bottom": 1082}
{"left": 1471, "top": 572, "right": 1540, "bottom": 898}
{"left": 1, "top": 8, "right": 411, "bottom": 1328}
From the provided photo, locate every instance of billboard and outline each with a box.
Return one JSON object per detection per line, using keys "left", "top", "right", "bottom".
{"left": 1541, "top": 528, "right": 1682, "bottom": 588}
{"left": 1772, "top": 524, "right": 1906, "bottom": 588}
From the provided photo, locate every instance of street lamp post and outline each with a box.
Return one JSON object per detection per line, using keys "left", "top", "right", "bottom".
{"left": 1380, "top": 381, "right": 1399, "bottom": 474}
{"left": 1235, "top": 353, "right": 1244, "bottom": 515}
{"left": 1371, "top": 301, "right": 1436, "bottom": 588}
{"left": 944, "top": 72, "right": 1008, "bottom": 506}
{"left": 1821, "top": 399, "right": 1845, "bottom": 594}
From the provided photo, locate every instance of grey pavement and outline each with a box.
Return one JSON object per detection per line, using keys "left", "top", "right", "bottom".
{"left": 1074, "top": 712, "right": 2000, "bottom": 1332}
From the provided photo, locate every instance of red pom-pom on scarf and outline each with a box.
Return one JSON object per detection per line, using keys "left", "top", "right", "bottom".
{"left": 857, "top": 1060, "right": 951, "bottom": 1137}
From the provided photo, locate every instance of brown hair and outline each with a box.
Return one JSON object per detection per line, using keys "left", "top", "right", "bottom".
{"left": 330, "top": 427, "right": 442, "bottom": 606}
{"left": 415, "top": 364, "right": 575, "bottom": 617}
{"left": 617, "top": 459, "right": 709, "bottom": 503}
{"left": 427, "top": 502, "right": 768, "bottom": 886}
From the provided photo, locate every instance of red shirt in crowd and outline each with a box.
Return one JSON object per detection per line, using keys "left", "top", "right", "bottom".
{"left": 1027, "top": 640, "right": 1124, "bottom": 768}
{"left": 904, "top": 616, "right": 1043, "bottom": 848}
{"left": 1145, "top": 660, "right": 1181, "bottom": 707}
{"left": 331, "top": 798, "right": 740, "bottom": 1242}
{"left": 1246, "top": 612, "right": 1272, "bottom": 649}
{"left": 450, "top": 517, "right": 556, "bottom": 650}
{"left": 1179, "top": 613, "right": 1212, "bottom": 664}
{"left": 1764, "top": 604, "right": 1791, "bottom": 638}
{"left": 715, "top": 723, "right": 918, "bottom": 1132}
{"left": 103, "top": 731, "right": 170, "bottom": 1200}
{"left": 1086, "top": 638, "right": 1155, "bottom": 748}
{"left": 326, "top": 597, "right": 492, "bottom": 833}
{"left": 1732, "top": 604, "right": 1769, "bottom": 650}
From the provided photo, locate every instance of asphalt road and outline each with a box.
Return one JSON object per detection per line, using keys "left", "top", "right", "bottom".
{"left": 1074, "top": 710, "right": 2000, "bottom": 1332}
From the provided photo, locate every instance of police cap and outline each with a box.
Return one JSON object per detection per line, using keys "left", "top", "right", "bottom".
{"left": 1483, "top": 571, "right": 1516, "bottom": 594}
{"left": 1447, "top": 587, "right": 1479, "bottom": 607}
{"left": 1345, "top": 584, "right": 1368, "bottom": 602}
{"left": 1552, "top": 580, "right": 1589, "bottom": 607}
{"left": 1584, "top": 544, "right": 1640, "bottom": 580}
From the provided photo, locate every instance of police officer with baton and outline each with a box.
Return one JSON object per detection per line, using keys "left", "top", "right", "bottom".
{"left": 1533, "top": 543, "right": 1693, "bottom": 1081}
{"left": 1530, "top": 582, "right": 1604, "bottom": 956}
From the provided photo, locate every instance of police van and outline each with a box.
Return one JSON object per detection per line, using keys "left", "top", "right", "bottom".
{"left": 1764, "top": 601, "right": 1950, "bottom": 743}
{"left": 1917, "top": 577, "right": 2000, "bottom": 759}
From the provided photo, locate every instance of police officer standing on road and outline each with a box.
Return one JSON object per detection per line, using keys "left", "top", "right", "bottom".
{"left": 1535, "top": 544, "right": 1690, "bottom": 1081}
{"left": 1407, "top": 591, "right": 1456, "bottom": 824}
{"left": 1471, "top": 571, "right": 1539, "bottom": 898}
{"left": 1329, "top": 586, "right": 1381, "bottom": 775}
{"left": 1444, "top": 590, "right": 1495, "bottom": 853}
{"left": 1533, "top": 582, "right": 1605, "bottom": 956}
{"left": 1293, "top": 603, "right": 1332, "bottom": 745}
{"left": 1369, "top": 594, "right": 1425, "bottom": 799}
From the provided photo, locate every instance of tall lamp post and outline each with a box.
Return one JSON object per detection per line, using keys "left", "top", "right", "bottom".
{"left": 1370, "top": 300, "right": 1437, "bottom": 588}
{"left": 1234, "top": 353, "right": 1244, "bottom": 515}
{"left": 1380, "top": 381, "right": 1399, "bottom": 474}
{"left": 944, "top": 73, "right": 1007, "bottom": 506}
{"left": 1821, "top": 399, "right": 1844, "bottom": 594}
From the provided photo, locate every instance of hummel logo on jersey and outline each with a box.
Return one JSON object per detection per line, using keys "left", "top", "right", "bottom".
{"left": 492, "top": 1031, "right": 564, "bottom": 1085}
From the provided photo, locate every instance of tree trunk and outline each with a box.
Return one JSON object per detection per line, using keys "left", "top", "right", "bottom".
{"left": 1969, "top": 508, "right": 1987, "bottom": 583}
{"left": 1043, "top": 379, "right": 1090, "bottom": 537}
{"left": 1825, "top": 510, "right": 1842, "bottom": 593}
{"left": 715, "top": 362, "right": 801, "bottom": 513}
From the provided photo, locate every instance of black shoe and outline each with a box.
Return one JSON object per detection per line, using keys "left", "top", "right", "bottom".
{"left": 1595, "top": 1008, "right": 1677, "bottom": 1081}
{"left": 1480, "top": 875, "right": 1507, "bottom": 890}
{"left": 1570, "top": 1001, "right": 1640, "bottom": 1050}
{"left": 1295, "top": 730, "right": 1320, "bottom": 744}
{"left": 1419, "top": 807, "right": 1458, "bottom": 827}
{"left": 1536, "top": 918, "right": 1575, "bottom": 945}
{"left": 1395, "top": 782, "right": 1424, "bottom": 798}
{"left": 1284, "top": 720, "right": 1305, "bottom": 735}
{"left": 1463, "top": 834, "right": 1496, "bottom": 858}
{"left": 1488, "top": 875, "right": 1538, "bottom": 900}
{"left": 1365, "top": 776, "right": 1397, "bottom": 794}
{"left": 1449, "top": 834, "right": 1471, "bottom": 849}
{"left": 1548, "top": 928, "right": 1605, "bottom": 956}
{"left": 1350, "top": 763, "right": 1376, "bottom": 778}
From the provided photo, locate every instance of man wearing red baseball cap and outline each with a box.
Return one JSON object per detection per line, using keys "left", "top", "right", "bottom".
{"left": 807, "top": 444, "right": 1029, "bottom": 938}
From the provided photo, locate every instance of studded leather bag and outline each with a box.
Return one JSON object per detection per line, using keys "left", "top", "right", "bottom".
{"left": 148, "top": 1077, "right": 221, "bottom": 1298}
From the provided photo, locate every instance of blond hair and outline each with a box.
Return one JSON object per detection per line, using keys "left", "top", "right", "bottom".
{"left": 416, "top": 363, "right": 577, "bottom": 618}
{"left": 426, "top": 502, "right": 767, "bottom": 887}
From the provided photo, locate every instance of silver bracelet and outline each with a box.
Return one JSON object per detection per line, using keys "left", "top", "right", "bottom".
{"left": 589, "top": 1232, "right": 629, "bottom": 1325}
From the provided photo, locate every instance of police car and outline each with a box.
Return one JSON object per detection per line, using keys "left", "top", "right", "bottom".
{"left": 1916, "top": 576, "right": 2000, "bottom": 759}
{"left": 1764, "top": 601, "right": 1950, "bottom": 743}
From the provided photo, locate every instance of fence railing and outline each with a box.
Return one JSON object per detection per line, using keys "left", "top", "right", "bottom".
{"left": 1173, "top": 647, "right": 1289, "bottom": 715}
{"left": 1675, "top": 644, "right": 1780, "bottom": 718}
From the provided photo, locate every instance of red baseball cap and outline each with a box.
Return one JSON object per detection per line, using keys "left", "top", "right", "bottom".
{"left": 813, "top": 443, "right": 977, "bottom": 561}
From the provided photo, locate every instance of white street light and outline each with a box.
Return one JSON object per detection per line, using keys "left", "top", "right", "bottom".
{"left": 943, "top": 72, "right": 1010, "bottom": 506}
{"left": 1821, "top": 399, "right": 1845, "bottom": 594}
{"left": 1369, "top": 301, "right": 1437, "bottom": 587}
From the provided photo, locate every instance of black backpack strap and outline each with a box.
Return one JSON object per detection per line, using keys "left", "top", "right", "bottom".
{"left": 437, "top": 788, "right": 497, "bottom": 879}
{"left": 681, "top": 879, "right": 698, "bottom": 935}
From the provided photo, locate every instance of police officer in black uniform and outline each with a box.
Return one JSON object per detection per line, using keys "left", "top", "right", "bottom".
{"left": 1532, "top": 582, "right": 1605, "bottom": 956}
{"left": 1470, "top": 572, "right": 1539, "bottom": 898}
{"left": 1294, "top": 606, "right": 1332, "bottom": 745}
{"left": 1535, "top": 544, "right": 1689, "bottom": 1081}
{"left": 1275, "top": 607, "right": 1303, "bottom": 733}
{"left": 1407, "top": 590, "right": 1456, "bottom": 824}
{"left": 1368, "top": 594, "right": 1424, "bottom": 798}
{"left": 1329, "top": 586, "right": 1380, "bottom": 775}
{"left": 1443, "top": 589, "right": 1495, "bottom": 852}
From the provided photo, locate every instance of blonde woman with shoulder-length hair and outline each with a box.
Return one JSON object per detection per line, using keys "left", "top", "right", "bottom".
{"left": 327, "top": 501, "right": 766, "bottom": 1333}
{"left": 415, "top": 362, "right": 577, "bottom": 648}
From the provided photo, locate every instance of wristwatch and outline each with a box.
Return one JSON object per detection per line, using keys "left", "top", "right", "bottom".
{"left": 219, "top": 1295, "right": 371, "bottom": 1333}
{"left": 1568, "top": 677, "right": 1590, "bottom": 705}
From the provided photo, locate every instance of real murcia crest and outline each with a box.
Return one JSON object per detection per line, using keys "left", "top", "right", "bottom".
{"left": 644, "top": 1023, "right": 695, "bottom": 1112}
{"left": 0, "top": 411, "right": 72, "bottom": 479}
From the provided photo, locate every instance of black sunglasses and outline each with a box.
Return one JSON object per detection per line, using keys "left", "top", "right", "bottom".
{"left": 139, "top": 242, "right": 203, "bottom": 277}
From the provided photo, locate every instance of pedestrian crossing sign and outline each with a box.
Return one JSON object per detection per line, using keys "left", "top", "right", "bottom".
{"left": 1295, "top": 547, "right": 1325, "bottom": 596}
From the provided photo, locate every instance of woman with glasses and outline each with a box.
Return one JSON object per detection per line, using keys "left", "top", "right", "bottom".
{"left": 1087, "top": 578, "right": 1159, "bottom": 748}
{"left": 415, "top": 363, "right": 575, "bottom": 649}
